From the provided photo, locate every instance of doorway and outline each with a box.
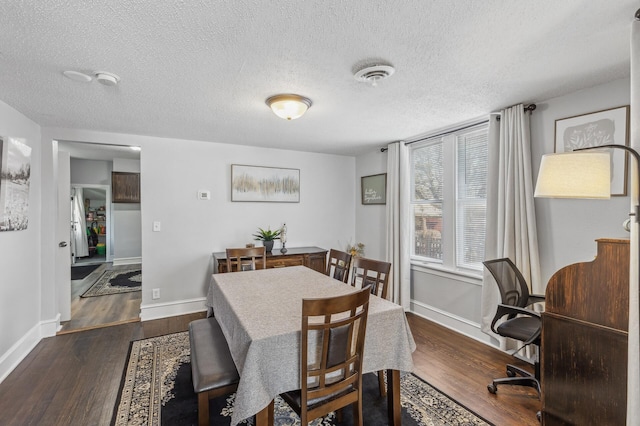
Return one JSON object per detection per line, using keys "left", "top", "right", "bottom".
{"left": 71, "top": 185, "right": 110, "bottom": 266}
{"left": 57, "top": 141, "right": 142, "bottom": 333}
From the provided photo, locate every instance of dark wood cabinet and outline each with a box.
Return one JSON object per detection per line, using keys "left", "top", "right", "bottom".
{"left": 213, "top": 246, "right": 327, "bottom": 274}
{"left": 112, "top": 172, "right": 140, "bottom": 203}
{"left": 542, "top": 238, "right": 629, "bottom": 425}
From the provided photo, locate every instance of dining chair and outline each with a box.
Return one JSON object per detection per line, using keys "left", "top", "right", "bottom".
{"left": 280, "top": 286, "right": 372, "bottom": 426}
{"left": 350, "top": 257, "right": 391, "bottom": 300}
{"left": 350, "top": 256, "right": 391, "bottom": 396}
{"left": 225, "top": 246, "right": 266, "bottom": 272}
{"left": 325, "top": 248, "right": 352, "bottom": 283}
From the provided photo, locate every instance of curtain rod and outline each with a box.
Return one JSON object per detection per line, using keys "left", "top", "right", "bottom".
{"left": 380, "top": 104, "right": 536, "bottom": 152}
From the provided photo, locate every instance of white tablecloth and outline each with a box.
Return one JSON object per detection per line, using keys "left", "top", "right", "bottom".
{"left": 206, "top": 265, "right": 416, "bottom": 425}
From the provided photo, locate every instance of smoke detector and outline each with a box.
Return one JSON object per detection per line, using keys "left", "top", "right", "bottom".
{"left": 95, "top": 71, "right": 120, "bottom": 86}
{"left": 354, "top": 64, "right": 395, "bottom": 86}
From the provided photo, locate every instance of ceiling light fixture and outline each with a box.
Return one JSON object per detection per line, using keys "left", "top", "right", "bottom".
{"left": 266, "top": 94, "right": 312, "bottom": 120}
{"left": 95, "top": 71, "right": 120, "bottom": 86}
{"left": 63, "top": 70, "right": 92, "bottom": 83}
{"left": 353, "top": 64, "right": 395, "bottom": 87}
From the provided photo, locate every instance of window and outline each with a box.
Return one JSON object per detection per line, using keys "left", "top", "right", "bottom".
{"left": 410, "top": 123, "right": 488, "bottom": 273}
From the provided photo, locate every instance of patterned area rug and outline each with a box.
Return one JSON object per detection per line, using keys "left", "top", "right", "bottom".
{"left": 113, "top": 332, "right": 492, "bottom": 426}
{"left": 81, "top": 265, "right": 141, "bottom": 297}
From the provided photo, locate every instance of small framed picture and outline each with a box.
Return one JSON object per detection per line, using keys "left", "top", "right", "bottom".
{"left": 361, "top": 173, "right": 387, "bottom": 205}
{"left": 554, "top": 105, "right": 630, "bottom": 196}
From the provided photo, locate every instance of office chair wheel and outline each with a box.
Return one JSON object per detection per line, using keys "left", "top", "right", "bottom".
{"left": 487, "top": 383, "right": 497, "bottom": 394}
{"left": 506, "top": 369, "right": 516, "bottom": 377}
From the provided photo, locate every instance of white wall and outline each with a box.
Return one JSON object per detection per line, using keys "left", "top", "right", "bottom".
{"left": 532, "top": 77, "right": 631, "bottom": 285}
{"left": 39, "top": 129, "right": 356, "bottom": 321}
{"left": 355, "top": 149, "right": 387, "bottom": 260}
{"left": 112, "top": 158, "right": 141, "bottom": 261}
{"left": 0, "top": 100, "right": 42, "bottom": 382}
{"left": 69, "top": 159, "right": 112, "bottom": 185}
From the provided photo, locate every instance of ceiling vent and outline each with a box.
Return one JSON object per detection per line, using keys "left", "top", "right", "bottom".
{"left": 353, "top": 64, "right": 395, "bottom": 86}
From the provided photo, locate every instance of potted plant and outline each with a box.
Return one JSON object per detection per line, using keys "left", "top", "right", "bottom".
{"left": 252, "top": 227, "right": 281, "bottom": 252}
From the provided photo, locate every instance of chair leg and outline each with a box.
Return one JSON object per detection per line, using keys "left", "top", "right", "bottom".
{"left": 491, "top": 376, "right": 541, "bottom": 396}
{"left": 378, "top": 370, "right": 386, "bottom": 396}
{"left": 353, "top": 398, "right": 363, "bottom": 426}
{"left": 198, "top": 392, "right": 209, "bottom": 426}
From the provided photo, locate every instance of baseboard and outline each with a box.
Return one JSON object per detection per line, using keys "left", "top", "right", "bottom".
{"left": 410, "top": 299, "right": 494, "bottom": 346}
{"left": 0, "top": 322, "right": 41, "bottom": 384}
{"left": 113, "top": 257, "right": 142, "bottom": 266}
{"left": 140, "top": 297, "right": 207, "bottom": 321}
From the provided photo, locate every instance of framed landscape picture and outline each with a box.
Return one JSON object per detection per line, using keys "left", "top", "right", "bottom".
{"left": 361, "top": 173, "right": 386, "bottom": 205}
{"left": 231, "top": 164, "right": 300, "bottom": 202}
{"left": 554, "top": 105, "right": 630, "bottom": 196}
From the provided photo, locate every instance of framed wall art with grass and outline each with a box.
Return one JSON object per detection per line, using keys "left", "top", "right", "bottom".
{"left": 231, "top": 164, "right": 300, "bottom": 202}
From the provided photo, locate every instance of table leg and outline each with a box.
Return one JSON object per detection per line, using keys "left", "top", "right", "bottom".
{"left": 387, "top": 369, "right": 401, "bottom": 425}
{"left": 255, "top": 400, "right": 275, "bottom": 426}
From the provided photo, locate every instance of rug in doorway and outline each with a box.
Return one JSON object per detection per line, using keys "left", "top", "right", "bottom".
{"left": 71, "top": 264, "right": 101, "bottom": 280}
{"left": 81, "top": 265, "right": 141, "bottom": 297}
{"left": 113, "top": 331, "right": 492, "bottom": 426}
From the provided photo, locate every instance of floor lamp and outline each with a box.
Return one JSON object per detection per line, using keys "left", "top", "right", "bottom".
{"left": 534, "top": 143, "right": 639, "bottom": 419}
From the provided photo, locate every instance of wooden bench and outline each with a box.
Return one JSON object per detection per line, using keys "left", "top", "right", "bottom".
{"left": 189, "top": 317, "right": 240, "bottom": 426}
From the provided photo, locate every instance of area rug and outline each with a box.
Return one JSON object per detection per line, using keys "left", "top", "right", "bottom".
{"left": 81, "top": 265, "right": 141, "bottom": 297}
{"left": 71, "top": 264, "right": 101, "bottom": 280}
{"left": 113, "top": 332, "right": 492, "bottom": 426}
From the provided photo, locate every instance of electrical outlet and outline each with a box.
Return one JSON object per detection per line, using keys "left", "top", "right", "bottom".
{"left": 152, "top": 288, "right": 160, "bottom": 299}
{"left": 153, "top": 221, "right": 161, "bottom": 232}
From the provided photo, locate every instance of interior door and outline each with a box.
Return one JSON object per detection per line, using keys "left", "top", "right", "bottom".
{"left": 56, "top": 150, "right": 71, "bottom": 322}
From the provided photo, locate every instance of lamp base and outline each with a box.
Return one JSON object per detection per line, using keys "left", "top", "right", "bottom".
{"left": 280, "top": 243, "right": 287, "bottom": 254}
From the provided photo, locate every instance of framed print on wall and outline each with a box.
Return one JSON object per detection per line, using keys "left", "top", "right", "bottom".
{"left": 361, "top": 173, "right": 387, "bottom": 205}
{"left": 231, "top": 164, "right": 300, "bottom": 202}
{"left": 555, "top": 105, "right": 630, "bottom": 196}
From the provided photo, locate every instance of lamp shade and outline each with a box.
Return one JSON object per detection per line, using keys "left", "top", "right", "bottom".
{"left": 534, "top": 152, "right": 611, "bottom": 199}
{"left": 266, "top": 94, "right": 312, "bottom": 120}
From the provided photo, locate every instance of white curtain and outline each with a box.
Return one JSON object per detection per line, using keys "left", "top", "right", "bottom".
{"left": 481, "top": 105, "right": 542, "bottom": 346}
{"left": 385, "top": 141, "right": 411, "bottom": 309}
{"left": 627, "top": 10, "right": 640, "bottom": 423}
{"left": 72, "top": 187, "right": 89, "bottom": 258}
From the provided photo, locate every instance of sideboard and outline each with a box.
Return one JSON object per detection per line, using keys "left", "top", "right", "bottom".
{"left": 213, "top": 246, "right": 328, "bottom": 274}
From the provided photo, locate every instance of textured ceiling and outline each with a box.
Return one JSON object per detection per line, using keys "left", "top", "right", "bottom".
{"left": 0, "top": 1, "right": 636, "bottom": 156}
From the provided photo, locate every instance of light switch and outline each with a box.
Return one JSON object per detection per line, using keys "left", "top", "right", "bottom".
{"left": 153, "top": 221, "right": 161, "bottom": 232}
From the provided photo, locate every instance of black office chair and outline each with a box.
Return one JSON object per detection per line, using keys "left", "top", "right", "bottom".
{"left": 483, "top": 258, "right": 545, "bottom": 397}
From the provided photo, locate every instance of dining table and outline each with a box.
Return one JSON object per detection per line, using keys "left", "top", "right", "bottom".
{"left": 206, "top": 265, "right": 416, "bottom": 426}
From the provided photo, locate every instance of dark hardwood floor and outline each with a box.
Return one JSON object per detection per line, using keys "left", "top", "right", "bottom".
{"left": 0, "top": 312, "right": 539, "bottom": 425}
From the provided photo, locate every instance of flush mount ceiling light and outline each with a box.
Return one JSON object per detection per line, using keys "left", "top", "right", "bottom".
{"left": 266, "top": 94, "right": 312, "bottom": 120}
{"left": 95, "top": 71, "right": 120, "bottom": 86}
{"left": 353, "top": 64, "right": 395, "bottom": 86}
{"left": 63, "top": 70, "right": 92, "bottom": 83}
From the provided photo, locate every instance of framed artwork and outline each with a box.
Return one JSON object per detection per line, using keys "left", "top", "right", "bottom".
{"left": 361, "top": 173, "right": 387, "bottom": 205}
{"left": 0, "top": 137, "right": 32, "bottom": 231}
{"left": 231, "top": 164, "right": 300, "bottom": 202}
{"left": 555, "top": 105, "right": 630, "bottom": 196}
{"left": 112, "top": 172, "right": 140, "bottom": 203}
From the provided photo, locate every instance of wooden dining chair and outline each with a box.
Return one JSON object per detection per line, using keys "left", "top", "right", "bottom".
{"left": 225, "top": 246, "right": 266, "bottom": 272}
{"left": 350, "top": 257, "right": 391, "bottom": 300}
{"left": 280, "top": 286, "right": 371, "bottom": 426}
{"left": 325, "top": 248, "right": 352, "bottom": 283}
{"left": 350, "top": 256, "right": 391, "bottom": 396}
